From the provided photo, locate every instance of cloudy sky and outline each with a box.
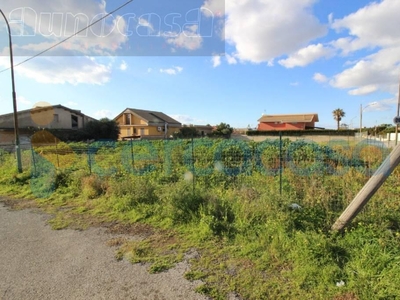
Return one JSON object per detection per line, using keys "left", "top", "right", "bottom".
{"left": 0, "top": 0, "right": 399, "bottom": 129}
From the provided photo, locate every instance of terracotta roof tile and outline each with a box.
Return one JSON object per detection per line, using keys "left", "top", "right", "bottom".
{"left": 258, "top": 113, "right": 319, "bottom": 123}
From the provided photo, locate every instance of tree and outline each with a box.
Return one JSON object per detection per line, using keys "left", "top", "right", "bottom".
{"left": 83, "top": 118, "right": 120, "bottom": 140}
{"left": 333, "top": 108, "right": 346, "bottom": 130}
{"left": 210, "top": 122, "right": 233, "bottom": 138}
{"left": 173, "top": 126, "right": 200, "bottom": 138}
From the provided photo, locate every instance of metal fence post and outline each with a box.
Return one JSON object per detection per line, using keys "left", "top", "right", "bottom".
{"left": 87, "top": 141, "right": 92, "bottom": 175}
{"left": 191, "top": 136, "right": 195, "bottom": 194}
{"left": 130, "top": 139, "right": 134, "bottom": 173}
{"left": 31, "top": 146, "right": 37, "bottom": 176}
{"left": 55, "top": 138, "right": 60, "bottom": 168}
{"left": 279, "top": 131, "right": 283, "bottom": 196}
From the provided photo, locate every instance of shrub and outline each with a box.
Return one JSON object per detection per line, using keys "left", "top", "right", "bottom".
{"left": 109, "top": 176, "right": 158, "bottom": 212}
{"left": 162, "top": 182, "right": 206, "bottom": 223}
{"left": 200, "top": 195, "right": 236, "bottom": 238}
{"left": 81, "top": 175, "right": 108, "bottom": 199}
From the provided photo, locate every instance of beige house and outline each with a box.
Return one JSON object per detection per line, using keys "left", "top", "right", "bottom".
{"left": 0, "top": 105, "right": 96, "bottom": 145}
{"left": 0, "top": 104, "right": 95, "bottom": 130}
{"left": 258, "top": 113, "right": 319, "bottom": 131}
{"left": 114, "top": 108, "right": 182, "bottom": 140}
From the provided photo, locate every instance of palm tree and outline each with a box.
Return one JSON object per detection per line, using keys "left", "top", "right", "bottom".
{"left": 332, "top": 108, "right": 346, "bottom": 130}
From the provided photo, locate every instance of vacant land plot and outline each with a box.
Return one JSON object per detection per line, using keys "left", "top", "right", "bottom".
{"left": 0, "top": 202, "right": 207, "bottom": 300}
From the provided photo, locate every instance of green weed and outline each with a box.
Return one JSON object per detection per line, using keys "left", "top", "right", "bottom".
{"left": 1, "top": 140, "right": 400, "bottom": 299}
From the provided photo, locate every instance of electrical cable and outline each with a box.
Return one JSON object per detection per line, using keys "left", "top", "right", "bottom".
{"left": 0, "top": 0, "right": 133, "bottom": 74}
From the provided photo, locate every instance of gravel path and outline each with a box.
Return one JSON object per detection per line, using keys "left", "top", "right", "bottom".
{"left": 0, "top": 203, "right": 208, "bottom": 300}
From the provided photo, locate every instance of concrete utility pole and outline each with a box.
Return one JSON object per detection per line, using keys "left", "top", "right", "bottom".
{"left": 359, "top": 104, "right": 362, "bottom": 138}
{"left": 1, "top": 9, "right": 22, "bottom": 173}
{"left": 395, "top": 79, "right": 400, "bottom": 146}
{"left": 332, "top": 143, "right": 400, "bottom": 231}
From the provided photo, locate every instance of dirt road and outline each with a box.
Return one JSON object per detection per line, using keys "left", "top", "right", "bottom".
{"left": 0, "top": 202, "right": 208, "bottom": 300}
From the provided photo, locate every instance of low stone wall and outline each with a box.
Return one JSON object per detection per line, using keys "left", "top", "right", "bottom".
{"left": 232, "top": 134, "right": 359, "bottom": 143}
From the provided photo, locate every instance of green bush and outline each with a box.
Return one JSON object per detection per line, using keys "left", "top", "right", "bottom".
{"left": 109, "top": 175, "right": 158, "bottom": 212}
{"left": 161, "top": 182, "right": 206, "bottom": 223}
{"left": 200, "top": 195, "right": 236, "bottom": 238}
{"left": 81, "top": 175, "right": 107, "bottom": 199}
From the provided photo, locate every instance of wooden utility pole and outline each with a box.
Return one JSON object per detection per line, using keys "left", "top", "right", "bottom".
{"left": 332, "top": 143, "right": 400, "bottom": 231}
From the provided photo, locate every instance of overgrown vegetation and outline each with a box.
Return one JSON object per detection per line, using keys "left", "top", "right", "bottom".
{"left": 1, "top": 137, "right": 399, "bottom": 299}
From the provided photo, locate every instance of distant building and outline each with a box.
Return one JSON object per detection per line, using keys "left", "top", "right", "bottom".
{"left": 182, "top": 124, "right": 214, "bottom": 137}
{"left": 114, "top": 108, "right": 182, "bottom": 140}
{"left": 257, "top": 113, "right": 319, "bottom": 131}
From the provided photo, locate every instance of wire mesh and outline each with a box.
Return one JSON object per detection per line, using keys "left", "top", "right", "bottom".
{"left": 0, "top": 132, "right": 397, "bottom": 216}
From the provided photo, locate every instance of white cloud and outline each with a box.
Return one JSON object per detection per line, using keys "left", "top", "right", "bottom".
{"left": 138, "top": 18, "right": 155, "bottom": 34}
{"left": 222, "top": 0, "right": 327, "bottom": 63}
{"left": 201, "top": 0, "right": 225, "bottom": 18}
{"left": 160, "top": 66, "right": 183, "bottom": 75}
{"left": 332, "top": 0, "right": 400, "bottom": 53}
{"left": 329, "top": 47, "right": 400, "bottom": 95}
{"left": 164, "top": 25, "right": 203, "bottom": 51}
{"left": 0, "top": 0, "right": 128, "bottom": 56}
{"left": 0, "top": 1, "right": 130, "bottom": 85}
{"left": 0, "top": 56, "right": 112, "bottom": 85}
{"left": 330, "top": 37, "right": 366, "bottom": 56}
{"left": 348, "top": 85, "right": 378, "bottom": 96}
{"left": 226, "top": 54, "right": 237, "bottom": 65}
{"left": 327, "top": 0, "right": 400, "bottom": 95}
{"left": 290, "top": 82, "right": 299, "bottom": 86}
{"left": 278, "top": 44, "right": 334, "bottom": 68}
{"left": 363, "top": 99, "right": 397, "bottom": 112}
{"left": 147, "top": 68, "right": 153, "bottom": 73}
{"left": 64, "top": 101, "right": 78, "bottom": 107}
{"left": 328, "top": 13, "right": 334, "bottom": 25}
{"left": 17, "top": 96, "right": 32, "bottom": 106}
{"left": 119, "top": 61, "right": 128, "bottom": 71}
{"left": 212, "top": 56, "right": 221, "bottom": 68}
{"left": 313, "top": 73, "right": 328, "bottom": 83}
{"left": 94, "top": 109, "right": 114, "bottom": 119}
{"left": 170, "top": 114, "right": 206, "bottom": 125}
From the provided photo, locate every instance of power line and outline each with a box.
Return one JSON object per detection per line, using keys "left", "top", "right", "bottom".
{"left": 0, "top": 0, "right": 133, "bottom": 74}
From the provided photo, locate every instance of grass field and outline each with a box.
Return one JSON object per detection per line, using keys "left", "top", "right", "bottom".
{"left": 1, "top": 137, "right": 400, "bottom": 299}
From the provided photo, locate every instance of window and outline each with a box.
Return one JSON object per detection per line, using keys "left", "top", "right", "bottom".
{"left": 54, "top": 114, "right": 59, "bottom": 123}
{"left": 127, "top": 128, "right": 131, "bottom": 136}
{"left": 140, "top": 128, "right": 145, "bottom": 136}
{"left": 133, "top": 128, "right": 137, "bottom": 134}
{"left": 125, "top": 113, "right": 131, "bottom": 125}
{"left": 71, "top": 115, "right": 78, "bottom": 129}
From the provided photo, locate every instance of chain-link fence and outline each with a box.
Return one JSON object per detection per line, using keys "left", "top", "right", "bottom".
{"left": 1, "top": 132, "right": 399, "bottom": 229}
{"left": 0, "top": 133, "right": 394, "bottom": 194}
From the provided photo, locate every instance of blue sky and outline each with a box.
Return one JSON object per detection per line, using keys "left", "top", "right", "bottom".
{"left": 0, "top": 0, "right": 399, "bottom": 129}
